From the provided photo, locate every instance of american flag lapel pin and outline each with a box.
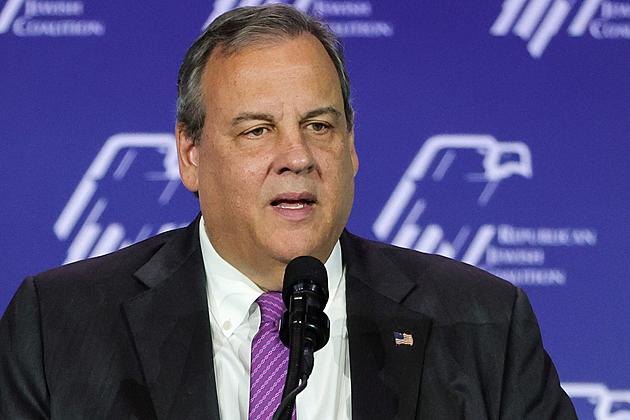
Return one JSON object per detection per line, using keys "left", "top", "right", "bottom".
{"left": 393, "top": 331, "right": 414, "bottom": 346}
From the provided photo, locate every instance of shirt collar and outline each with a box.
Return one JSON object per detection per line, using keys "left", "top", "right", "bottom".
{"left": 199, "top": 216, "right": 344, "bottom": 337}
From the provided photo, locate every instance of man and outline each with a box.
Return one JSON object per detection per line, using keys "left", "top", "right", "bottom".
{"left": 0, "top": 4, "right": 576, "bottom": 420}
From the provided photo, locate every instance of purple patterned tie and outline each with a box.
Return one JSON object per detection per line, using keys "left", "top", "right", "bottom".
{"left": 248, "top": 292, "right": 296, "bottom": 420}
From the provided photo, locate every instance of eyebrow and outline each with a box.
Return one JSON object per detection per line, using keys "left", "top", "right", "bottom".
{"left": 230, "top": 106, "right": 342, "bottom": 127}
{"left": 301, "top": 106, "right": 342, "bottom": 121}
{"left": 231, "top": 112, "right": 275, "bottom": 126}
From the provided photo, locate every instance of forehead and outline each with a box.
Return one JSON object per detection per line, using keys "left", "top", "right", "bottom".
{"left": 200, "top": 34, "right": 342, "bottom": 112}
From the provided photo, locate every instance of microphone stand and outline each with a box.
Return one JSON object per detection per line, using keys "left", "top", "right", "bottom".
{"left": 273, "top": 334, "right": 308, "bottom": 420}
{"left": 274, "top": 297, "right": 308, "bottom": 420}
{"left": 273, "top": 256, "right": 329, "bottom": 420}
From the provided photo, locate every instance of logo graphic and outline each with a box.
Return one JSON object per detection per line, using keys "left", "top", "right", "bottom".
{"left": 54, "top": 133, "right": 194, "bottom": 264}
{"left": 563, "top": 382, "right": 630, "bottom": 419}
{"left": 491, "top": 0, "right": 630, "bottom": 58}
{"left": 373, "top": 134, "right": 597, "bottom": 286}
{"left": 204, "top": 0, "right": 394, "bottom": 38}
{"left": 0, "top": 0, "right": 105, "bottom": 37}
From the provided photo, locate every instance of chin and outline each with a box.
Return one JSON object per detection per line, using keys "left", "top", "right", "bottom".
{"left": 267, "top": 236, "right": 323, "bottom": 264}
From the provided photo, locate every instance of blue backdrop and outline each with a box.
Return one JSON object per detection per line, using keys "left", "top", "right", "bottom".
{"left": 1, "top": 1, "right": 629, "bottom": 418}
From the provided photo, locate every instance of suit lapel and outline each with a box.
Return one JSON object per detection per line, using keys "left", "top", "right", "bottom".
{"left": 122, "top": 217, "right": 221, "bottom": 420}
{"left": 342, "top": 231, "right": 432, "bottom": 420}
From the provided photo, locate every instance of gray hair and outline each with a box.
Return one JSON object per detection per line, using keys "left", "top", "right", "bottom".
{"left": 176, "top": 4, "right": 354, "bottom": 144}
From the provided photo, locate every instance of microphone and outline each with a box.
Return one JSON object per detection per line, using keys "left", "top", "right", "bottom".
{"left": 280, "top": 256, "right": 330, "bottom": 352}
{"left": 274, "top": 256, "right": 330, "bottom": 420}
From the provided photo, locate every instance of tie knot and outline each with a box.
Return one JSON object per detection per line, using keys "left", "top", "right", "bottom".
{"left": 256, "top": 292, "right": 285, "bottom": 324}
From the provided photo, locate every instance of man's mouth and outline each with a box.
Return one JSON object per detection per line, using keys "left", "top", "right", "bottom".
{"left": 273, "top": 200, "right": 310, "bottom": 209}
{"left": 270, "top": 193, "right": 317, "bottom": 211}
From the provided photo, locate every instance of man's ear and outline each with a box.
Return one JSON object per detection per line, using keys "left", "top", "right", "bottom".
{"left": 348, "top": 129, "right": 359, "bottom": 176}
{"left": 176, "top": 123, "right": 200, "bottom": 193}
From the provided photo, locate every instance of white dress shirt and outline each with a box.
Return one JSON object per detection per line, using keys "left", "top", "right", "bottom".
{"left": 199, "top": 217, "right": 352, "bottom": 419}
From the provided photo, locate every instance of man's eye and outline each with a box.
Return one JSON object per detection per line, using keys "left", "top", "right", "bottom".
{"left": 308, "top": 122, "right": 331, "bottom": 133}
{"left": 245, "top": 127, "right": 268, "bottom": 137}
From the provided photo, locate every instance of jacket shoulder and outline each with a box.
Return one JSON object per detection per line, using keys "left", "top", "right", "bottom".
{"left": 35, "top": 228, "right": 180, "bottom": 284}
{"left": 343, "top": 231, "right": 518, "bottom": 324}
{"left": 30, "top": 225, "right": 195, "bottom": 308}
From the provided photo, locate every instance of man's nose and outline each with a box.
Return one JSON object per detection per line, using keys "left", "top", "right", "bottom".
{"left": 274, "top": 130, "right": 316, "bottom": 175}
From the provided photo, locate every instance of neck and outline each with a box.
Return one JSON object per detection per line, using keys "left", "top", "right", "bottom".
{"left": 200, "top": 223, "right": 335, "bottom": 292}
{"left": 247, "top": 265, "right": 286, "bottom": 292}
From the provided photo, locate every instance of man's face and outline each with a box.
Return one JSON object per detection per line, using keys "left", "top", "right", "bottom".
{"left": 177, "top": 34, "right": 358, "bottom": 289}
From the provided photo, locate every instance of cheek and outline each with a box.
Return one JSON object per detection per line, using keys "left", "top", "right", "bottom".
{"left": 320, "top": 150, "right": 356, "bottom": 199}
{"left": 197, "top": 149, "right": 233, "bottom": 200}
{"left": 336, "top": 151, "right": 358, "bottom": 205}
{"left": 202, "top": 152, "right": 268, "bottom": 205}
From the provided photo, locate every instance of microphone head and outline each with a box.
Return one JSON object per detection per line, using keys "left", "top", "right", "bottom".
{"left": 281, "top": 256, "right": 331, "bottom": 352}
{"left": 282, "top": 256, "right": 328, "bottom": 307}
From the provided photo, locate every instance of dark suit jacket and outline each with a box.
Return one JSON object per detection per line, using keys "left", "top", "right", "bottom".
{"left": 0, "top": 218, "right": 576, "bottom": 419}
